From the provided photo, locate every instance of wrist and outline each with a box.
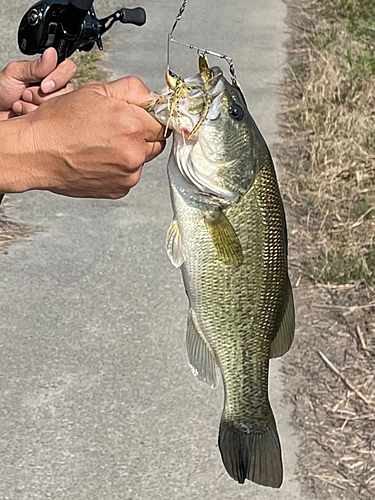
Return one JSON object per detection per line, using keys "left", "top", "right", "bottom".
{"left": 0, "top": 115, "right": 59, "bottom": 193}
{"left": 0, "top": 118, "right": 36, "bottom": 192}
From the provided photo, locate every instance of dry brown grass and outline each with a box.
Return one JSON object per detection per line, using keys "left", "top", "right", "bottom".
{"left": 0, "top": 208, "right": 40, "bottom": 254}
{"left": 279, "top": 0, "right": 375, "bottom": 498}
{"left": 284, "top": 280, "right": 375, "bottom": 498}
{"left": 281, "top": 2, "right": 375, "bottom": 287}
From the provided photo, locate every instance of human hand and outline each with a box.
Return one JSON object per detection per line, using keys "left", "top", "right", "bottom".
{"left": 0, "top": 47, "right": 76, "bottom": 120}
{"left": 16, "top": 76, "right": 167, "bottom": 198}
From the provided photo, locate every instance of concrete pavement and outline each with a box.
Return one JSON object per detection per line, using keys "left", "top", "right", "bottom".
{"left": 0, "top": 1, "right": 307, "bottom": 498}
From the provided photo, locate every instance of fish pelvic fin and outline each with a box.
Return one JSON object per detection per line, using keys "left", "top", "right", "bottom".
{"left": 218, "top": 418, "right": 283, "bottom": 488}
{"left": 204, "top": 210, "right": 243, "bottom": 267}
{"left": 270, "top": 277, "right": 295, "bottom": 358}
{"left": 186, "top": 309, "right": 219, "bottom": 388}
{"left": 166, "top": 220, "right": 185, "bottom": 268}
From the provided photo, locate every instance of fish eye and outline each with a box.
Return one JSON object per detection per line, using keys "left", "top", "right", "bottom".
{"left": 229, "top": 104, "right": 244, "bottom": 121}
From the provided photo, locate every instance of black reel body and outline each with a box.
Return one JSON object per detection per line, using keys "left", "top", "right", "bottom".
{"left": 19, "top": 0, "right": 94, "bottom": 57}
{"left": 18, "top": 0, "right": 146, "bottom": 61}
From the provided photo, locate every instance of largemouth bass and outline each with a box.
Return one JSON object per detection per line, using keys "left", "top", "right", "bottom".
{"left": 148, "top": 58, "right": 295, "bottom": 488}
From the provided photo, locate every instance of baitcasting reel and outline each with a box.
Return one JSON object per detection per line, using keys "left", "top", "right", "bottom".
{"left": 18, "top": 0, "right": 146, "bottom": 64}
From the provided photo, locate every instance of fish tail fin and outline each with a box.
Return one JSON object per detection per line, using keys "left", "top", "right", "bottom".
{"left": 218, "top": 418, "right": 283, "bottom": 488}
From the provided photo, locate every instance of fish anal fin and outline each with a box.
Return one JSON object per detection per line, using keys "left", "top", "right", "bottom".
{"left": 218, "top": 419, "right": 283, "bottom": 488}
{"left": 270, "top": 278, "right": 295, "bottom": 358}
{"left": 204, "top": 211, "right": 243, "bottom": 267}
{"left": 187, "top": 309, "right": 219, "bottom": 389}
{"left": 166, "top": 220, "right": 185, "bottom": 268}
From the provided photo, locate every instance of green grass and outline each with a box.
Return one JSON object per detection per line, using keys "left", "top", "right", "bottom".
{"left": 328, "top": 0, "right": 375, "bottom": 79}
{"left": 347, "top": 46, "right": 375, "bottom": 79}
{"left": 281, "top": 0, "right": 375, "bottom": 287}
{"left": 336, "top": 0, "right": 375, "bottom": 26}
{"left": 312, "top": 246, "right": 375, "bottom": 285}
{"left": 71, "top": 47, "right": 108, "bottom": 87}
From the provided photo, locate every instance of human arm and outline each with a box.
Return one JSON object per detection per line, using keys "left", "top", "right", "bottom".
{"left": 0, "top": 76, "right": 166, "bottom": 198}
{"left": 0, "top": 47, "right": 76, "bottom": 120}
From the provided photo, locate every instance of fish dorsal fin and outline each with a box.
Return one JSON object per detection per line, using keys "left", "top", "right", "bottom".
{"left": 186, "top": 309, "right": 219, "bottom": 389}
{"left": 204, "top": 210, "right": 243, "bottom": 266}
{"left": 270, "top": 278, "right": 295, "bottom": 358}
{"left": 166, "top": 220, "right": 185, "bottom": 268}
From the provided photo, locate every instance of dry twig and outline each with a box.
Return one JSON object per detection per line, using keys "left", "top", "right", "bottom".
{"left": 318, "top": 351, "right": 373, "bottom": 407}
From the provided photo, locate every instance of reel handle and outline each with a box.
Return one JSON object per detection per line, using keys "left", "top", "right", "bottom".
{"left": 118, "top": 7, "right": 146, "bottom": 27}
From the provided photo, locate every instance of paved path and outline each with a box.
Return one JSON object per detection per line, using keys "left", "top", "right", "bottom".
{"left": 0, "top": 1, "right": 305, "bottom": 499}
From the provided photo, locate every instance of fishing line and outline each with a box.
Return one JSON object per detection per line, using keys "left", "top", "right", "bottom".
{"left": 167, "top": 0, "right": 188, "bottom": 74}
{"left": 167, "top": 0, "right": 239, "bottom": 87}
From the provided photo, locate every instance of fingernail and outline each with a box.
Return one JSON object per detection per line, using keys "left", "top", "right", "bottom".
{"left": 150, "top": 91, "right": 160, "bottom": 99}
{"left": 12, "top": 103, "right": 22, "bottom": 116}
{"left": 41, "top": 80, "right": 55, "bottom": 93}
{"left": 23, "top": 90, "right": 32, "bottom": 102}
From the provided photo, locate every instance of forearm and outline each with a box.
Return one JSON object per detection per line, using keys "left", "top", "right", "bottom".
{"left": 0, "top": 78, "right": 167, "bottom": 199}
{"left": 0, "top": 117, "right": 55, "bottom": 193}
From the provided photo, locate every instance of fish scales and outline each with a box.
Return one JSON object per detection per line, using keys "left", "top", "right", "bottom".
{"left": 148, "top": 61, "right": 295, "bottom": 488}
{"left": 171, "top": 157, "right": 287, "bottom": 428}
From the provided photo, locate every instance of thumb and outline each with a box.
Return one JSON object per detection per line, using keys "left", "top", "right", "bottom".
{"left": 18, "top": 48, "right": 58, "bottom": 83}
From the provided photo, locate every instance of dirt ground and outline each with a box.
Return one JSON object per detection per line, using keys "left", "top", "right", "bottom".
{"left": 278, "top": 1, "right": 375, "bottom": 498}
{"left": 284, "top": 253, "right": 375, "bottom": 499}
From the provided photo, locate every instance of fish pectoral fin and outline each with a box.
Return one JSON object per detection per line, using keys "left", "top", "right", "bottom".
{"left": 186, "top": 309, "right": 219, "bottom": 389}
{"left": 204, "top": 211, "right": 243, "bottom": 267}
{"left": 269, "top": 278, "right": 295, "bottom": 358}
{"left": 166, "top": 220, "right": 185, "bottom": 268}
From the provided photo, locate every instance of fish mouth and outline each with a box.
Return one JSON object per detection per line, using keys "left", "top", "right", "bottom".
{"left": 152, "top": 65, "right": 240, "bottom": 203}
{"left": 150, "top": 66, "right": 225, "bottom": 131}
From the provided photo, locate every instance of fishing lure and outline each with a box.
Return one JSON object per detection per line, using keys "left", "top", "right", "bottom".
{"left": 164, "top": 0, "right": 244, "bottom": 138}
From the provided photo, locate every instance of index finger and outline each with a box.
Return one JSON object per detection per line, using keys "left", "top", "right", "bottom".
{"left": 131, "top": 103, "right": 169, "bottom": 142}
{"left": 40, "top": 58, "right": 77, "bottom": 94}
{"left": 92, "top": 77, "right": 169, "bottom": 142}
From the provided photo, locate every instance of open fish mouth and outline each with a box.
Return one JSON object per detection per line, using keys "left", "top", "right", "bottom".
{"left": 148, "top": 62, "right": 241, "bottom": 203}
{"left": 149, "top": 64, "right": 225, "bottom": 137}
{"left": 168, "top": 67, "right": 225, "bottom": 138}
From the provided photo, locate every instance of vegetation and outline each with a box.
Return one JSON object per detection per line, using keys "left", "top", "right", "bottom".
{"left": 72, "top": 47, "right": 108, "bottom": 87}
{"left": 280, "top": 0, "right": 375, "bottom": 498}
{"left": 282, "top": 0, "right": 375, "bottom": 287}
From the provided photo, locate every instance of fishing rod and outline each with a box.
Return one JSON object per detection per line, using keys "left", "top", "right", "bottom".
{"left": 0, "top": 0, "right": 146, "bottom": 205}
